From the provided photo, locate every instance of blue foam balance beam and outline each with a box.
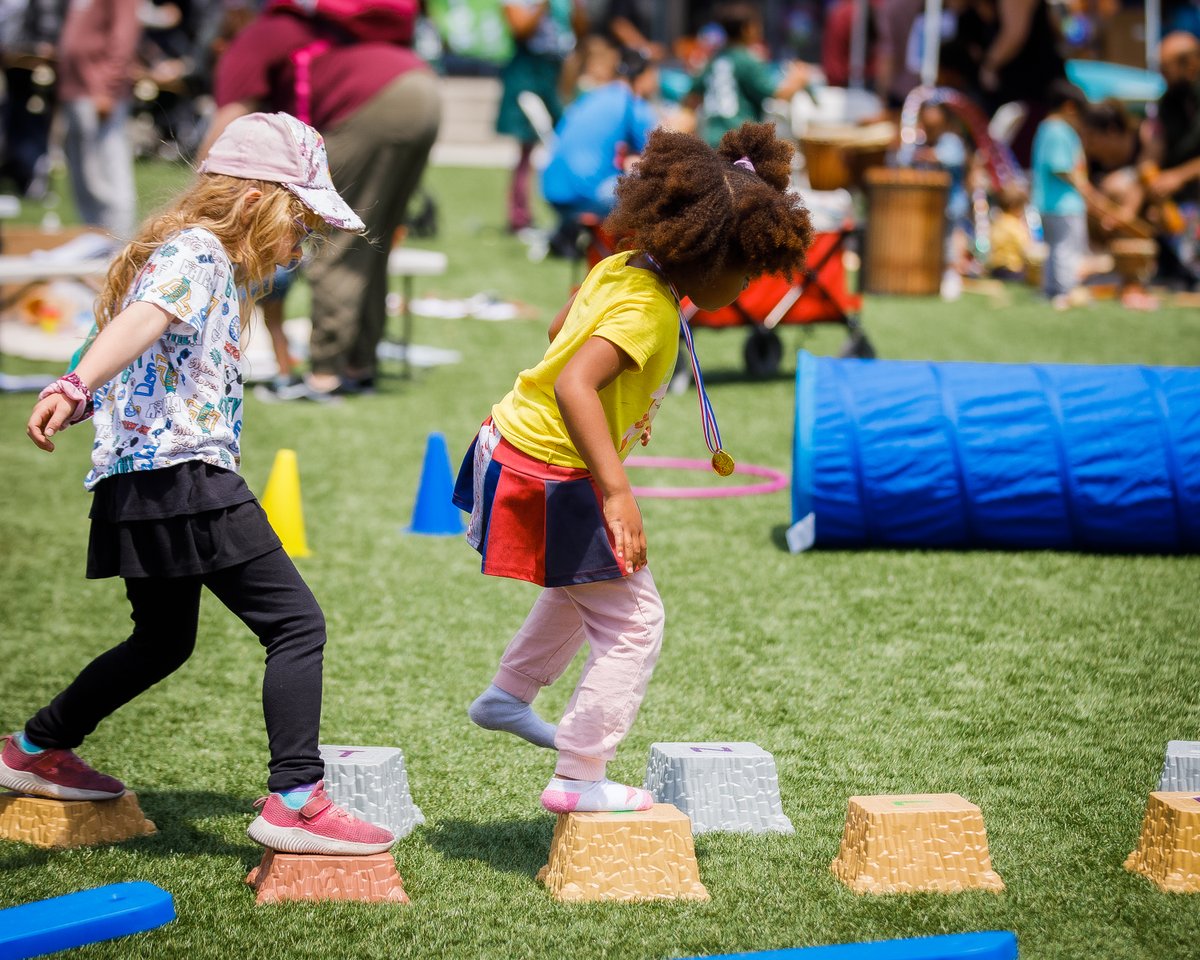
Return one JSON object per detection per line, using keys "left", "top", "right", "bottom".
{"left": 678, "top": 931, "right": 1017, "bottom": 960}
{"left": 0, "top": 881, "right": 175, "bottom": 960}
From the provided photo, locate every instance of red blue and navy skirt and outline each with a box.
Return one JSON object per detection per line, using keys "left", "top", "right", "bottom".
{"left": 452, "top": 421, "right": 624, "bottom": 587}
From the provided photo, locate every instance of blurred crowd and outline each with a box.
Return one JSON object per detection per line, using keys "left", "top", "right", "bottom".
{"left": 1, "top": 0, "right": 1199, "bottom": 390}
{"left": 482, "top": 0, "right": 1200, "bottom": 303}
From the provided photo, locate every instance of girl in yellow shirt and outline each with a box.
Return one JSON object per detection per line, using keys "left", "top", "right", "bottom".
{"left": 453, "top": 122, "right": 812, "bottom": 813}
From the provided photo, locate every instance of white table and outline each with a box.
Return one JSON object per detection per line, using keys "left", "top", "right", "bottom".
{"left": 0, "top": 254, "right": 111, "bottom": 392}
{"left": 387, "top": 247, "right": 448, "bottom": 378}
{"left": 0, "top": 247, "right": 451, "bottom": 387}
{"left": 0, "top": 256, "right": 110, "bottom": 285}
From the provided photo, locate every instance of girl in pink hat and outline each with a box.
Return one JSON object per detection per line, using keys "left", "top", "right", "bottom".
{"left": 7, "top": 112, "right": 394, "bottom": 856}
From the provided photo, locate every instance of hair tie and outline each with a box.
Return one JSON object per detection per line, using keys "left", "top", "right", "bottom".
{"left": 733, "top": 156, "right": 756, "bottom": 173}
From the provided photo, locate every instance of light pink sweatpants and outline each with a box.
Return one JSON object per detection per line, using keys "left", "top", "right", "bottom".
{"left": 492, "top": 566, "right": 665, "bottom": 781}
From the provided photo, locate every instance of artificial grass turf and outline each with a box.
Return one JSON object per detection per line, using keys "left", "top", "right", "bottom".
{"left": 1, "top": 162, "right": 1199, "bottom": 958}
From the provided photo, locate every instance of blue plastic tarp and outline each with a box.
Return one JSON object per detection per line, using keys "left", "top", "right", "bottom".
{"left": 676, "top": 930, "right": 1017, "bottom": 959}
{"left": 0, "top": 882, "right": 174, "bottom": 960}
{"left": 790, "top": 352, "right": 1200, "bottom": 553}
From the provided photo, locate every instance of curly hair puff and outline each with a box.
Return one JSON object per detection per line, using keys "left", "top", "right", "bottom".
{"left": 604, "top": 121, "right": 813, "bottom": 286}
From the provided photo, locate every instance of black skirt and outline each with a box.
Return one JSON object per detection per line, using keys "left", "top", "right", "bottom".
{"left": 86, "top": 462, "right": 282, "bottom": 579}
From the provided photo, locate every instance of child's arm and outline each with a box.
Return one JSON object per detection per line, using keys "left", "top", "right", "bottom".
{"left": 555, "top": 336, "right": 646, "bottom": 573}
{"left": 27, "top": 301, "right": 174, "bottom": 452}
{"left": 548, "top": 291, "right": 578, "bottom": 343}
{"left": 502, "top": 1, "right": 547, "bottom": 42}
{"left": 1061, "top": 167, "right": 1153, "bottom": 238}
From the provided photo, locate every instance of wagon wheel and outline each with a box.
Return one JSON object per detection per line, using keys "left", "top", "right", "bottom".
{"left": 839, "top": 329, "right": 876, "bottom": 359}
{"left": 743, "top": 326, "right": 783, "bottom": 378}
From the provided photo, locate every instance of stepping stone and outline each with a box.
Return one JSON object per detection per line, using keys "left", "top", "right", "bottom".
{"left": 1158, "top": 741, "right": 1200, "bottom": 792}
{"left": 537, "top": 803, "right": 709, "bottom": 902}
{"left": 831, "top": 794, "right": 1004, "bottom": 894}
{"left": 245, "top": 850, "right": 408, "bottom": 905}
{"left": 0, "top": 792, "right": 155, "bottom": 849}
{"left": 1124, "top": 792, "right": 1200, "bottom": 893}
{"left": 0, "top": 881, "right": 175, "bottom": 959}
{"left": 644, "top": 742, "right": 794, "bottom": 834}
{"left": 676, "top": 930, "right": 1018, "bottom": 959}
{"left": 319, "top": 744, "right": 424, "bottom": 839}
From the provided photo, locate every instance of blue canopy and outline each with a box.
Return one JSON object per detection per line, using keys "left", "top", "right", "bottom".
{"left": 1065, "top": 60, "right": 1166, "bottom": 105}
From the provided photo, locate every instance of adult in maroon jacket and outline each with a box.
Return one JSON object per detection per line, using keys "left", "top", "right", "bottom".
{"left": 203, "top": 7, "right": 441, "bottom": 394}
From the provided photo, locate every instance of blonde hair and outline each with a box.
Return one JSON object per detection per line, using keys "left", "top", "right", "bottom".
{"left": 97, "top": 173, "right": 327, "bottom": 328}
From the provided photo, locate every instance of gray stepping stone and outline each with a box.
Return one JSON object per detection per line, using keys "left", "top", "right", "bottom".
{"left": 1158, "top": 741, "right": 1200, "bottom": 792}
{"left": 644, "top": 742, "right": 793, "bottom": 834}
{"left": 319, "top": 744, "right": 425, "bottom": 839}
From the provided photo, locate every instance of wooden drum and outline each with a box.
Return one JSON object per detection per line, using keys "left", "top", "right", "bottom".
{"left": 1110, "top": 237, "right": 1157, "bottom": 285}
{"left": 863, "top": 168, "right": 951, "bottom": 295}
{"left": 801, "top": 123, "right": 894, "bottom": 192}
{"left": 801, "top": 128, "right": 854, "bottom": 191}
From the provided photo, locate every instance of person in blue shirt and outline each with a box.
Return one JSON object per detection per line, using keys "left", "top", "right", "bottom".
{"left": 541, "top": 47, "right": 660, "bottom": 256}
{"left": 1031, "top": 80, "right": 1103, "bottom": 304}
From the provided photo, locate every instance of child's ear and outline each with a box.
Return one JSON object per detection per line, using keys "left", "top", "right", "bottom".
{"left": 242, "top": 188, "right": 264, "bottom": 208}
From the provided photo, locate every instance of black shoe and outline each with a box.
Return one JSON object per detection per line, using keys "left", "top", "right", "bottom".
{"left": 333, "top": 375, "right": 376, "bottom": 396}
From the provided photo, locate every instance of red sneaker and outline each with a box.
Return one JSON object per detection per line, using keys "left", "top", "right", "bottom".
{"left": 0, "top": 733, "right": 125, "bottom": 801}
{"left": 247, "top": 783, "right": 395, "bottom": 855}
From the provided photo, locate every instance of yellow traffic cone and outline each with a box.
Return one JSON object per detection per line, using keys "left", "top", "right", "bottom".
{"left": 260, "top": 449, "right": 311, "bottom": 558}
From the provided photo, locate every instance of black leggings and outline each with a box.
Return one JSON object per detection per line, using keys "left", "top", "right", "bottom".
{"left": 26, "top": 547, "right": 325, "bottom": 792}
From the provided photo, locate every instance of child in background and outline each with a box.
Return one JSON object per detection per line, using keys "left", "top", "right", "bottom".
{"left": 9, "top": 113, "right": 395, "bottom": 856}
{"left": 689, "top": 2, "right": 811, "bottom": 148}
{"left": 1031, "top": 80, "right": 1100, "bottom": 306}
{"left": 898, "top": 102, "right": 971, "bottom": 279}
{"left": 455, "top": 122, "right": 812, "bottom": 813}
{"left": 497, "top": 0, "right": 588, "bottom": 232}
{"left": 988, "top": 183, "right": 1033, "bottom": 281}
{"left": 542, "top": 47, "right": 660, "bottom": 257}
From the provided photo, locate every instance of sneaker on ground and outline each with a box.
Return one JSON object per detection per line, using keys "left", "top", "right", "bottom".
{"left": 541, "top": 777, "right": 653, "bottom": 814}
{"left": 247, "top": 783, "right": 395, "bottom": 855}
{"left": 0, "top": 734, "right": 126, "bottom": 801}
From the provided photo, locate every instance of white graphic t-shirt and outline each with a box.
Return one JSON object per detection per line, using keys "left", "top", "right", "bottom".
{"left": 85, "top": 227, "right": 244, "bottom": 490}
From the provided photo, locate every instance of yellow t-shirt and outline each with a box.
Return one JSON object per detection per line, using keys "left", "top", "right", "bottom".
{"left": 491, "top": 251, "right": 680, "bottom": 468}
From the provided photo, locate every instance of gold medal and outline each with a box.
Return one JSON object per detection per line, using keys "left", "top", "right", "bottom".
{"left": 711, "top": 449, "right": 735, "bottom": 477}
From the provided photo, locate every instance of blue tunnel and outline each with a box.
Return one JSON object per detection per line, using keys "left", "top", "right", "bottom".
{"left": 788, "top": 351, "right": 1200, "bottom": 553}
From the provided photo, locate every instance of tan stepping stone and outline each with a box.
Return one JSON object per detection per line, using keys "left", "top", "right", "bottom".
{"left": 0, "top": 791, "right": 155, "bottom": 848}
{"left": 831, "top": 793, "right": 1005, "bottom": 894}
{"left": 537, "top": 803, "right": 709, "bottom": 903}
{"left": 1124, "top": 792, "right": 1200, "bottom": 893}
{"left": 245, "top": 850, "right": 409, "bottom": 905}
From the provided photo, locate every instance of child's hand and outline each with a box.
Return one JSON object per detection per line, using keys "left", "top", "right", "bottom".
{"left": 27, "top": 394, "right": 76, "bottom": 452}
{"left": 604, "top": 489, "right": 646, "bottom": 574}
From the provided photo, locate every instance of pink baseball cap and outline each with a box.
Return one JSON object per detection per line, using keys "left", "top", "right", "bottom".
{"left": 198, "top": 112, "right": 365, "bottom": 232}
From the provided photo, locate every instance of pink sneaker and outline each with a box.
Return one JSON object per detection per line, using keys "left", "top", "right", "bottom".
{"left": 247, "top": 783, "right": 396, "bottom": 855}
{"left": 0, "top": 733, "right": 125, "bottom": 801}
{"left": 541, "top": 777, "right": 654, "bottom": 814}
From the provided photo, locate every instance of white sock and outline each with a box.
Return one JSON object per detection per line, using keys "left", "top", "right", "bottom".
{"left": 541, "top": 777, "right": 653, "bottom": 813}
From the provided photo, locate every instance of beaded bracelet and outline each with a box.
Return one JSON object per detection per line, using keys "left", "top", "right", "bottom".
{"left": 38, "top": 371, "right": 94, "bottom": 425}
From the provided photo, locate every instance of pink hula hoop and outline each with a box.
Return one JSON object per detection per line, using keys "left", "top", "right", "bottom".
{"left": 626, "top": 456, "right": 789, "bottom": 499}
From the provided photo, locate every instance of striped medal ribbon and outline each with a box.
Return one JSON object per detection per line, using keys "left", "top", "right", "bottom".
{"left": 644, "top": 253, "right": 735, "bottom": 477}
